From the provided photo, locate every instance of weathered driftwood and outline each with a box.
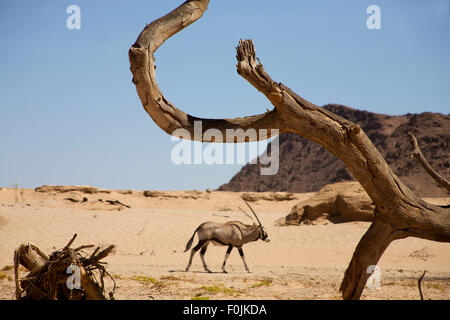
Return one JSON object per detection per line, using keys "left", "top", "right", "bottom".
{"left": 128, "top": 0, "right": 450, "bottom": 299}
{"left": 14, "top": 234, "right": 115, "bottom": 300}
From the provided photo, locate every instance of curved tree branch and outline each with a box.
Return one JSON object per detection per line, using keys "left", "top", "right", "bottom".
{"left": 408, "top": 132, "right": 450, "bottom": 194}
{"left": 129, "top": 0, "right": 282, "bottom": 142}
{"left": 129, "top": 0, "right": 450, "bottom": 299}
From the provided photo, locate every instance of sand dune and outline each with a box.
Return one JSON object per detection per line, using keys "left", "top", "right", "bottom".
{"left": 0, "top": 186, "right": 448, "bottom": 300}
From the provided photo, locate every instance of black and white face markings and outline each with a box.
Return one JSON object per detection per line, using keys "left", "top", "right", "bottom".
{"left": 259, "top": 226, "right": 270, "bottom": 242}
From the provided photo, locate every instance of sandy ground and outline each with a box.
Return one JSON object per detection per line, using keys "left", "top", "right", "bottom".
{"left": 0, "top": 186, "right": 449, "bottom": 300}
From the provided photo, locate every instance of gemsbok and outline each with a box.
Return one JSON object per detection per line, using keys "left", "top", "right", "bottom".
{"left": 184, "top": 202, "right": 270, "bottom": 273}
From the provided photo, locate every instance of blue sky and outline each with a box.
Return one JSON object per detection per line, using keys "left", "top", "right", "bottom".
{"left": 0, "top": 0, "right": 449, "bottom": 191}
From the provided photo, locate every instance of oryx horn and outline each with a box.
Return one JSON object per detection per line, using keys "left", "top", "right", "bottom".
{"left": 244, "top": 200, "right": 263, "bottom": 226}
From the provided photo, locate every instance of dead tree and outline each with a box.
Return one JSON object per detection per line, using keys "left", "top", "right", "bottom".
{"left": 128, "top": 0, "right": 450, "bottom": 300}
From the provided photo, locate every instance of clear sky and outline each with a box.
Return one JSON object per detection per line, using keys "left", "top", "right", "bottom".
{"left": 0, "top": 0, "right": 449, "bottom": 191}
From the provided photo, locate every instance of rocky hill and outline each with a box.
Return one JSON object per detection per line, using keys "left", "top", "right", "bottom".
{"left": 218, "top": 104, "right": 449, "bottom": 197}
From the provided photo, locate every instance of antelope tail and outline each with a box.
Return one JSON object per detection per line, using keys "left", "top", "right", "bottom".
{"left": 184, "top": 228, "right": 198, "bottom": 252}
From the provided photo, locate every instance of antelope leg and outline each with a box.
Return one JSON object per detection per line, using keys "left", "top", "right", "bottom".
{"left": 200, "top": 242, "right": 212, "bottom": 273}
{"left": 238, "top": 247, "right": 251, "bottom": 273}
{"left": 186, "top": 240, "right": 206, "bottom": 271}
{"left": 222, "top": 246, "right": 233, "bottom": 273}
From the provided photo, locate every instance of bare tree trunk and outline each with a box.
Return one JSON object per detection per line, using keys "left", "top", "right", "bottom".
{"left": 129, "top": 0, "right": 450, "bottom": 300}
{"left": 339, "top": 220, "right": 407, "bottom": 299}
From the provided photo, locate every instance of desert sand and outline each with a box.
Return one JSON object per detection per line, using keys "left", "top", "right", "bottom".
{"left": 0, "top": 186, "right": 449, "bottom": 300}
